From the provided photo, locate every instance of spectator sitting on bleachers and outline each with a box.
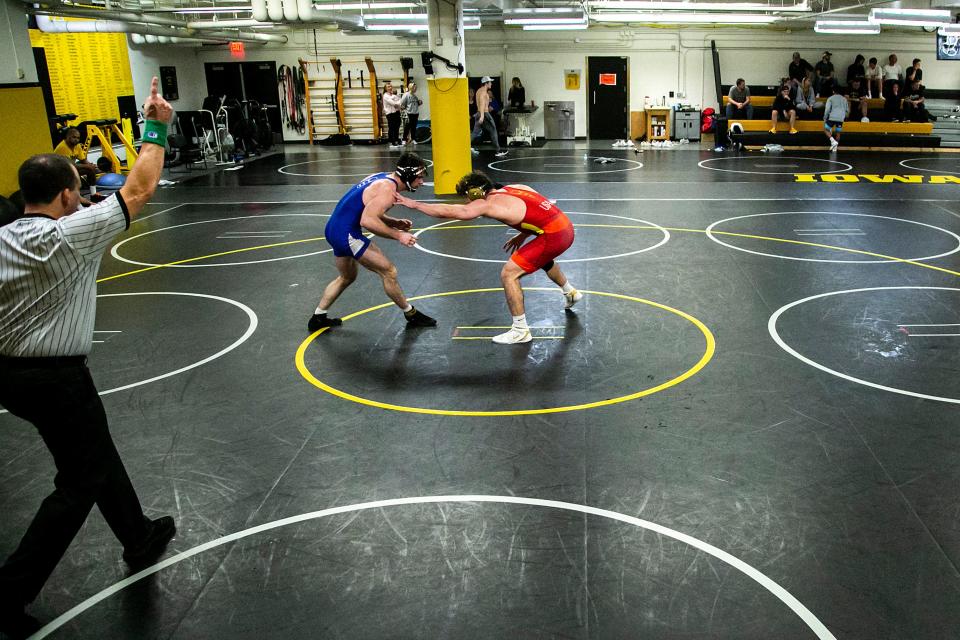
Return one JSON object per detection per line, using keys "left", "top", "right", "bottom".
{"left": 814, "top": 51, "right": 834, "bottom": 97}
{"left": 845, "top": 77, "right": 870, "bottom": 122}
{"left": 902, "top": 79, "right": 934, "bottom": 123}
{"left": 789, "top": 52, "right": 813, "bottom": 84}
{"left": 864, "top": 57, "right": 882, "bottom": 99}
{"left": 793, "top": 77, "right": 821, "bottom": 116}
{"left": 769, "top": 85, "right": 798, "bottom": 134}
{"left": 905, "top": 58, "right": 923, "bottom": 84}
{"left": 882, "top": 54, "right": 903, "bottom": 99}
{"left": 726, "top": 78, "right": 753, "bottom": 119}
{"left": 847, "top": 55, "right": 866, "bottom": 84}
{"left": 884, "top": 82, "right": 903, "bottom": 122}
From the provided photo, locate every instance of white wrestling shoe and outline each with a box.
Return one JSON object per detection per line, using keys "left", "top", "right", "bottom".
{"left": 492, "top": 327, "right": 532, "bottom": 344}
{"left": 563, "top": 288, "right": 583, "bottom": 309}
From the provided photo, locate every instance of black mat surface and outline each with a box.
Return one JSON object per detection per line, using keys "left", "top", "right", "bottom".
{"left": 2, "top": 145, "right": 959, "bottom": 640}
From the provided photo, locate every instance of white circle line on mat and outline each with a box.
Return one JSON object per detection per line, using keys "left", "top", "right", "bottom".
{"left": 412, "top": 212, "right": 669, "bottom": 264}
{"left": 488, "top": 155, "right": 643, "bottom": 175}
{"left": 698, "top": 156, "right": 851, "bottom": 175}
{"left": 110, "top": 214, "right": 332, "bottom": 268}
{"left": 768, "top": 286, "right": 960, "bottom": 404}
{"left": 29, "top": 495, "right": 836, "bottom": 640}
{"left": 704, "top": 211, "right": 960, "bottom": 264}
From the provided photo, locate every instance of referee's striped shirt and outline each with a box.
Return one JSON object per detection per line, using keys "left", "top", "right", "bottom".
{"left": 0, "top": 193, "right": 130, "bottom": 357}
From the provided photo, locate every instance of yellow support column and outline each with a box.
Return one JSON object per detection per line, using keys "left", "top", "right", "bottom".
{"left": 427, "top": 79, "right": 472, "bottom": 194}
{"left": 426, "top": 0, "right": 471, "bottom": 195}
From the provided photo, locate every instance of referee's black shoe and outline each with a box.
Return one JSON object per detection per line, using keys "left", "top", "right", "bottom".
{"left": 308, "top": 313, "right": 343, "bottom": 332}
{"left": 123, "top": 516, "right": 176, "bottom": 569}
{"left": 404, "top": 307, "right": 437, "bottom": 327}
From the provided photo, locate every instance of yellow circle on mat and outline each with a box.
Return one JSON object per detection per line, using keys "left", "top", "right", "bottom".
{"left": 295, "top": 288, "right": 716, "bottom": 416}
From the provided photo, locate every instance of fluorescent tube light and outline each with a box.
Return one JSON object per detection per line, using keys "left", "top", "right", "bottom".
{"left": 463, "top": 19, "right": 481, "bottom": 29}
{"left": 869, "top": 8, "right": 951, "bottom": 27}
{"left": 591, "top": 12, "right": 776, "bottom": 23}
{"left": 315, "top": 2, "right": 418, "bottom": 9}
{"left": 365, "top": 22, "right": 427, "bottom": 29}
{"left": 504, "top": 17, "right": 587, "bottom": 25}
{"left": 504, "top": 7, "right": 584, "bottom": 13}
{"left": 590, "top": 1, "right": 809, "bottom": 11}
{"left": 939, "top": 24, "right": 960, "bottom": 35}
{"left": 522, "top": 24, "right": 589, "bottom": 30}
{"left": 814, "top": 20, "right": 880, "bottom": 34}
{"left": 362, "top": 13, "right": 427, "bottom": 19}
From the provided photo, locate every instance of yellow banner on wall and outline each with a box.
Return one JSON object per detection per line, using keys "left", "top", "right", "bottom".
{"left": 29, "top": 20, "right": 134, "bottom": 123}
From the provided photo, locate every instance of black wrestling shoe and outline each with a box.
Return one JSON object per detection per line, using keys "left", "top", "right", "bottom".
{"left": 308, "top": 314, "right": 343, "bottom": 332}
{"left": 404, "top": 308, "right": 437, "bottom": 327}
{"left": 123, "top": 516, "right": 176, "bottom": 569}
{"left": 0, "top": 605, "right": 41, "bottom": 640}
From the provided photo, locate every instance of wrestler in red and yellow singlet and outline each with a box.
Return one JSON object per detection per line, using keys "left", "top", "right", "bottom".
{"left": 491, "top": 186, "right": 575, "bottom": 273}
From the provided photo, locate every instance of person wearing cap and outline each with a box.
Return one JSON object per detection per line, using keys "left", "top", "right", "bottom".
{"left": 0, "top": 77, "right": 177, "bottom": 638}
{"left": 788, "top": 52, "right": 813, "bottom": 84}
{"left": 471, "top": 77, "right": 507, "bottom": 157}
{"left": 307, "top": 152, "right": 437, "bottom": 333}
{"left": 814, "top": 51, "right": 834, "bottom": 97}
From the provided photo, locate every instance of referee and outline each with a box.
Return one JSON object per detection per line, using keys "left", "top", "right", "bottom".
{"left": 0, "top": 77, "right": 175, "bottom": 638}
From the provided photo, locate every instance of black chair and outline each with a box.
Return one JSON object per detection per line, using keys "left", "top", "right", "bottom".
{"left": 165, "top": 134, "right": 205, "bottom": 171}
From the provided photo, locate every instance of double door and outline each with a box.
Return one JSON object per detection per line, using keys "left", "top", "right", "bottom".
{"left": 204, "top": 61, "right": 282, "bottom": 134}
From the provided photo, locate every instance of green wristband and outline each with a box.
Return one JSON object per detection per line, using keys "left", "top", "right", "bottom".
{"left": 142, "top": 120, "right": 168, "bottom": 147}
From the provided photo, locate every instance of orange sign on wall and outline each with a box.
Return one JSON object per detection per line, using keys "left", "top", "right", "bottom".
{"left": 599, "top": 73, "right": 617, "bottom": 86}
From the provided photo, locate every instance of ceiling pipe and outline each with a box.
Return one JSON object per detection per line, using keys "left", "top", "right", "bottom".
{"left": 282, "top": 0, "right": 298, "bottom": 21}
{"left": 29, "top": 8, "right": 287, "bottom": 42}
{"left": 266, "top": 0, "right": 283, "bottom": 21}
{"left": 25, "top": 2, "right": 288, "bottom": 40}
{"left": 295, "top": 0, "right": 363, "bottom": 27}
{"left": 36, "top": 13, "right": 229, "bottom": 42}
{"left": 251, "top": 0, "right": 269, "bottom": 21}
{"left": 130, "top": 32, "right": 228, "bottom": 45}
{"left": 185, "top": 18, "right": 273, "bottom": 28}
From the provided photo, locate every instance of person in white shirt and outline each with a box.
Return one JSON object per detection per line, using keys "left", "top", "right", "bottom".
{"left": 882, "top": 54, "right": 903, "bottom": 100}
{"left": 381, "top": 81, "right": 403, "bottom": 148}
{"left": 864, "top": 57, "right": 882, "bottom": 99}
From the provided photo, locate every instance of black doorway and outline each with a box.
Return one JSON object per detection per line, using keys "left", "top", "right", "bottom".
{"left": 204, "top": 61, "right": 282, "bottom": 135}
{"left": 587, "top": 57, "right": 628, "bottom": 140}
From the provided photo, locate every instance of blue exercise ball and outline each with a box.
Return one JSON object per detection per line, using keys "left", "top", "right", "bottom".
{"left": 96, "top": 173, "right": 126, "bottom": 188}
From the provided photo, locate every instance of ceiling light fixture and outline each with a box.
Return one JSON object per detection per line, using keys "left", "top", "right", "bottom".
{"left": 814, "top": 20, "right": 880, "bottom": 34}
{"left": 314, "top": 2, "right": 419, "bottom": 10}
{"left": 590, "top": 1, "right": 809, "bottom": 12}
{"left": 939, "top": 23, "right": 960, "bottom": 35}
{"left": 504, "top": 16, "right": 587, "bottom": 25}
{"left": 868, "top": 8, "right": 951, "bottom": 27}
{"left": 522, "top": 24, "right": 589, "bottom": 30}
{"left": 591, "top": 12, "right": 777, "bottom": 23}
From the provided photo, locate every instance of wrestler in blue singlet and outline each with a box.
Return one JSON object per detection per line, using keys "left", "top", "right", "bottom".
{"left": 324, "top": 172, "right": 395, "bottom": 258}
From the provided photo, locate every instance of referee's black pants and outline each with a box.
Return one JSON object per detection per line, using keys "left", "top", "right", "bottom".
{"left": 0, "top": 356, "right": 149, "bottom": 607}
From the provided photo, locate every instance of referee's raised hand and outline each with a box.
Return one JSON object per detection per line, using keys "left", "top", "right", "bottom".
{"left": 122, "top": 77, "right": 174, "bottom": 216}
{"left": 143, "top": 76, "right": 173, "bottom": 124}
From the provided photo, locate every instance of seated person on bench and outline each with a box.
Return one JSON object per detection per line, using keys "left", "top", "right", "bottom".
{"left": 793, "top": 77, "right": 822, "bottom": 116}
{"left": 725, "top": 79, "right": 753, "bottom": 119}
{"left": 845, "top": 77, "right": 870, "bottom": 122}
{"left": 769, "top": 85, "right": 798, "bottom": 134}
{"left": 54, "top": 127, "right": 97, "bottom": 186}
{"left": 902, "top": 79, "right": 932, "bottom": 123}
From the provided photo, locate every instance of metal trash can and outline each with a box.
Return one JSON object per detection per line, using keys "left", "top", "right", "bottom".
{"left": 544, "top": 101, "right": 575, "bottom": 139}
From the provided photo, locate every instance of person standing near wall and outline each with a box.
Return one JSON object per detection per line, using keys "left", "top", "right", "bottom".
{"left": 0, "top": 77, "right": 176, "bottom": 639}
{"left": 382, "top": 81, "right": 403, "bottom": 148}
{"left": 471, "top": 77, "right": 507, "bottom": 157}
{"left": 401, "top": 82, "right": 422, "bottom": 146}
